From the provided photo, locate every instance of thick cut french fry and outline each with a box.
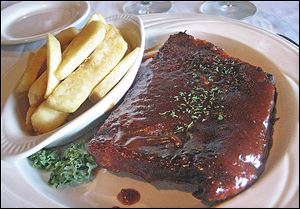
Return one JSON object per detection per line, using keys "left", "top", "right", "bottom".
{"left": 31, "top": 101, "right": 69, "bottom": 134}
{"left": 15, "top": 52, "right": 35, "bottom": 92}
{"left": 55, "top": 21, "right": 107, "bottom": 80}
{"left": 25, "top": 105, "right": 38, "bottom": 131}
{"left": 28, "top": 72, "right": 47, "bottom": 106}
{"left": 27, "top": 52, "right": 35, "bottom": 63}
{"left": 28, "top": 31, "right": 74, "bottom": 106}
{"left": 47, "top": 25, "right": 127, "bottom": 113}
{"left": 15, "top": 28, "right": 79, "bottom": 93}
{"left": 89, "top": 47, "right": 140, "bottom": 103}
{"left": 55, "top": 27, "right": 80, "bottom": 46}
{"left": 37, "top": 61, "right": 47, "bottom": 78}
{"left": 15, "top": 47, "right": 46, "bottom": 93}
{"left": 85, "top": 13, "right": 107, "bottom": 27}
{"left": 44, "top": 34, "right": 62, "bottom": 98}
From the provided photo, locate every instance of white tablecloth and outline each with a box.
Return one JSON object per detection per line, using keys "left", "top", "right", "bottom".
{"left": 1, "top": 1, "right": 299, "bottom": 208}
{"left": 87, "top": 1, "right": 299, "bottom": 44}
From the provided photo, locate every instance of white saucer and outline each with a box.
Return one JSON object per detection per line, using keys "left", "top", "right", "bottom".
{"left": 1, "top": 1, "right": 90, "bottom": 45}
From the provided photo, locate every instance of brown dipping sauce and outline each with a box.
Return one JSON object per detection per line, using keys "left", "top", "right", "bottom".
{"left": 117, "top": 188, "right": 140, "bottom": 205}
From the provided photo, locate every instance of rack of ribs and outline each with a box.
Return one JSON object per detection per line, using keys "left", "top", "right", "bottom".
{"left": 88, "top": 32, "right": 277, "bottom": 206}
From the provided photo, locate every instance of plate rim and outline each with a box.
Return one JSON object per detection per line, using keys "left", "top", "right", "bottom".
{"left": 1, "top": 1, "right": 91, "bottom": 45}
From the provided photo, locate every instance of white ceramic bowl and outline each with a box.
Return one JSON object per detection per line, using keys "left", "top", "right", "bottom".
{"left": 1, "top": 14, "right": 145, "bottom": 161}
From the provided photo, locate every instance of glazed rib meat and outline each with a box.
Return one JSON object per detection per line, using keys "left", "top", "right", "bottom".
{"left": 88, "top": 32, "right": 277, "bottom": 205}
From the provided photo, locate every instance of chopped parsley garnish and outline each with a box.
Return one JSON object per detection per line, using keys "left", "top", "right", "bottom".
{"left": 217, "top": 114, "right": 224, "bottom": 121}
{"left": 28, "top": 143, "right": 97, "bottom": 188}
{"left": 168, "top": 85, "right": 225, "bottom": 132}
{"left": 158, "top": 53, "right": 241, "bottom": 134}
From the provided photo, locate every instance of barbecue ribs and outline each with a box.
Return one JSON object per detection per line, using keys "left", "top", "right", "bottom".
{"left": 88, "top": 32, "right": 277, "bottom": 205}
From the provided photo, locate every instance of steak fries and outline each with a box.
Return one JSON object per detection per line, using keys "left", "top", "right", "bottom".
{"left": 15, "top": 13, "right": 139, "bottom": 134}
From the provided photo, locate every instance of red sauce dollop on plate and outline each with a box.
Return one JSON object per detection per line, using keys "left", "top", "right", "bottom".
{"left": 117, "top": 188, "right": 140, "bottom": 205}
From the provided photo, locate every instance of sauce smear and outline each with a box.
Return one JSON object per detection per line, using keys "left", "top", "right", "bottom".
{"left": 117, "top": 188, "right": 140, "bottom": 205}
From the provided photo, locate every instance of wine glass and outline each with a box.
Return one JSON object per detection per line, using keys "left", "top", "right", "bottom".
{"left": 123, "top": 1, "right": 172, "bottom": 15}
{"left": 199, "top": 1, "right": 257, "bottom": 20}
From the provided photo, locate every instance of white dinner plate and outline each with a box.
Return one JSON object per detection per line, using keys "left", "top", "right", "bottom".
{"left": 1, "top": 1, "right": 90, "bottom": 45}
{"left": 1, "top": 14, "right": 299, "bottom": 208}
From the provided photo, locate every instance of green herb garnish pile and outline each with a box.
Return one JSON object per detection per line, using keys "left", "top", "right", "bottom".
{"left": 28, "top": 143, "right": 97, "bottom": 188}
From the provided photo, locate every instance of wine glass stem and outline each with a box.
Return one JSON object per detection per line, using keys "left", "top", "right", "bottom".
{"left": 140, "top": 1, "right": 152, "bottom": 14}
{"left": 226, "top": 1, "right": 234, "bottom": 7}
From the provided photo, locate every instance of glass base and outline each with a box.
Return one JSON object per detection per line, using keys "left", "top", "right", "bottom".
{"left": 199, "top": 1, "right": 257, "bottom": 20}
{"left": 123, "top": 1, "right": 172, "bottom": 15}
